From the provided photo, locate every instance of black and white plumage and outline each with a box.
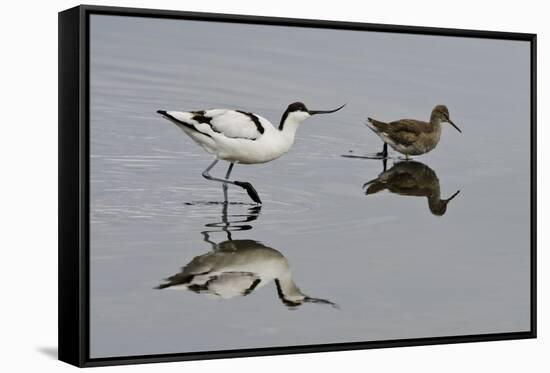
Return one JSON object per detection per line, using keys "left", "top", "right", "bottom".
{"left": 156, "top": 239, "right": 337, "bottom": 308}
{"left": 156, "top": 204, "right": 337, "bottom": 308}
{"left": 157, "top": 102, "right": 345, "bottom": 204}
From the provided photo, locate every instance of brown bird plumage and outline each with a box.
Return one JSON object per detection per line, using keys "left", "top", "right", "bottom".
{"left": 363, "top": 161, "right": 460, "bottom": 216}
{"left": 366, "top": 105, "right": 461, "bottom": 159}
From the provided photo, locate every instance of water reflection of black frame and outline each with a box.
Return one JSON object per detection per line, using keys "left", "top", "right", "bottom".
{"left": 363, "top": 161, "right": 461, "bottom": 216}
{"left": 156, "top": 206, "right": 337, "bottom": 309}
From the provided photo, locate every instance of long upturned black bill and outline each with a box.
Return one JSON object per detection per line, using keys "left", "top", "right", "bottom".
{"left": 304, "top": 296, "right": 340, "bottom": 309}
{"left": 308, "top": 104, "right": 346, "bottom": 115}
{"left": 448, "top": 119, "right": 462, "bottom": 133}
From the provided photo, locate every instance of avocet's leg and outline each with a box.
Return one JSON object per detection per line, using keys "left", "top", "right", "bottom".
{"left": 222, "top": 163, "right": 235, "bottom": 204}
{"left": 203, "top": 158, "right": 220, "bottom": 176}
{"left": 202, "top": 159, "right": 262, "bottom": 204}
{"left": 376, "top": 143, "right": 388, "bottom": 158}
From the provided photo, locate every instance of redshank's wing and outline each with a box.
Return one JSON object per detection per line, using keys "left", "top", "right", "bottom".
{"left": 386, "top": 171, "right": 425, "bottom": 196}
{"left": 368, "top": 118, "right": 420, "bottom": 146}
{"left": 384, "top": 119, "right": 425, "bottom": 146}
{"left": 385, "top": 161, "right": 438, "bottom": 196}
{"left": 366, "top": 117, "right": 390, "bottom": 132}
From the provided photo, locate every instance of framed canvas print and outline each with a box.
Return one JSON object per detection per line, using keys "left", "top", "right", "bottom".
{"left": 58, "top": 5, "right": 537, "bottom": 367}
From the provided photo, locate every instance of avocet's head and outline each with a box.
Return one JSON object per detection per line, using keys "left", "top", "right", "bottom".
{"left": 431, "top": 105, "right": 461, "bottom": 133}
{"left": 274, "top": 279, "right": 339, "bottom": 309}
{"left": 280, "top": 295, "right": 340, "bottom": 310}
{"left": 279, "top": 102, "right": 345, "bottom": 130}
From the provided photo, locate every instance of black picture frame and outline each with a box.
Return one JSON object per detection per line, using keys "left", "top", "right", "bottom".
{"left": 58, "top": 4, "right": 537, "bottom": 368}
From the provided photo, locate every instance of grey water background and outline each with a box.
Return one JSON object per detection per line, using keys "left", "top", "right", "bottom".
{"left": 89, "top": 15, "right": 531, "bottom": 358}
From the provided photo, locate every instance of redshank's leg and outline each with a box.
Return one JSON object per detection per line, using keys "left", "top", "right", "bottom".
{"left": 376, "top": 143, "right": 388, "bottom": 158}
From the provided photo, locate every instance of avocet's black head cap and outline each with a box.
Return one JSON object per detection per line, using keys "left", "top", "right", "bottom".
{"left": 279, "top": 102, "right": 346, "bottom": 129}
{"left": 286, "top": 102, "right": 346, "bottom": 115}
{"left": 286, "top": 102, "right": 309, "bottom": 113}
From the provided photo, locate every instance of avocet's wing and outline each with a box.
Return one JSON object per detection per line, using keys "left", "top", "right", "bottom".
{"left": 158, "top": 109, "right": 268, "bottom": 140}
{"left": 206, "top": 109, "right": 266, "bottom": 140}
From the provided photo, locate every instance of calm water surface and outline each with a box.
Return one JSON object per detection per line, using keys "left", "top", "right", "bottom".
{"left": 89, "top": 15, "right": 531, "bottom": 358}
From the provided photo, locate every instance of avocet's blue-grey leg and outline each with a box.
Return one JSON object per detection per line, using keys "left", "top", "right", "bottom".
{"left": 202, "top": 159, "right": 262, "bottom": 204}
{"left": 222, "top": 162, "right": 235, "bottom": 204}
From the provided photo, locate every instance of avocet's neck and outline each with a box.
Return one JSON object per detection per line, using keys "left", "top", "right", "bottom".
{"left": 279, "top": 117, "right": 302, "bottom": 140}
{"left": 278, "top": 111, "right": 310, "bottom": 145}
{"left": 274, "top": 270, "right": 306, "bottom": 305}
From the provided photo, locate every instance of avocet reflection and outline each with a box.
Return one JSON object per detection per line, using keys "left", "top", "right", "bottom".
{"left": 156, "top": 205, "right": 337, "bottom": 309}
